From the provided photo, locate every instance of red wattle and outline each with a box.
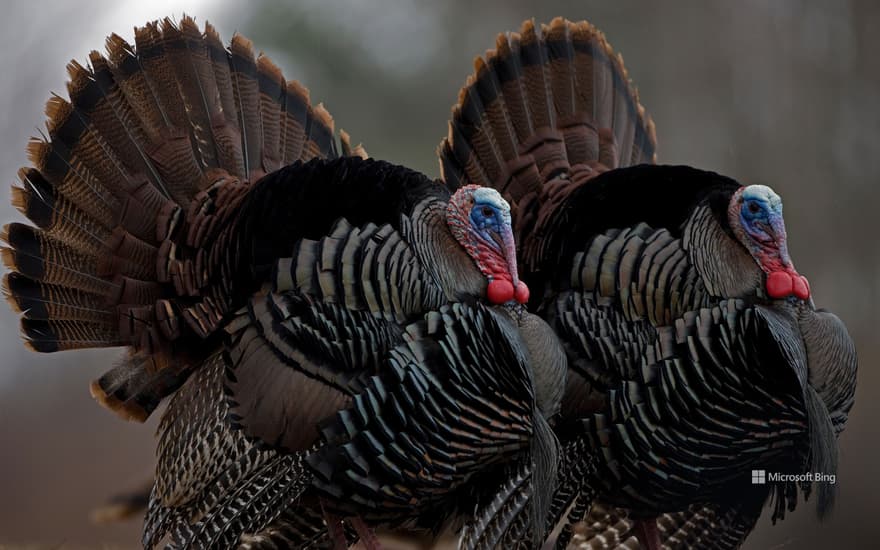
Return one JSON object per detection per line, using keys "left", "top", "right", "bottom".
{"left": 514, "top": 281, "right": 530, "bottom": 304}
{"left": 766, "top": 271, "right": 793, "bottom": 298}
{"left": 487, "top": 279, "right": 515, "bottom": 305}
{"left": 793, "top": 275, "right": 811, "bottom": 300}
{"left": 766, "top": 271, "right": 811, "bottom": 300}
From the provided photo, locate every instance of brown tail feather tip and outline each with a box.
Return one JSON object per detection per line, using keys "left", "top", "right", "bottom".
{"left": 287, "top": 79, "right": 310, "bottom": 103}
{"left": 45, "top": 93, "right": 78, "bottom": 136}
{"left": 0, "top": 249, "right": 15, "bottom": 275}
{"left": 24, "top": 138, "right": 48, "bottom": 167}
{"left": 257, "top": 54, "right": 284, "bottom": 83}
{"left": 231, "top": 32, "right": 255, "bottom": 57}
{"left": 178, "top": 13, "right": 201, "bottom": 34}
{"left": 314, "top": 103, "right": 334, "bottom": 131}
{"left": 104, "top": 33, "right": 132, "bottom": 66}
{"left": 204, "top": 20, "right": 220, "bottom": 39}
{"left": 0, "top": 221, "right": 17, "bottom": 270}
{"left": 133, "top": 20, "right": 157, "bottom": 47}
{"left": 9, "top": 186, "right": 28, "bottom": 218}
{"left": 65, "top": 59, "right": 88, "bottom": 87}
{"left": 89, "top": 378, "right": 150, "bottom": 422}
{"left": 339, "top": 130, "right": 368, "bottom": 160}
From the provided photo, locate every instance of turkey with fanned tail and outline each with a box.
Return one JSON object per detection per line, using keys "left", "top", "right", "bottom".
{"left": 1, "top": 16, "right": 568, "bottom": 549}
{"left": 439, "top": 16, "right": 857, "bottom": 550}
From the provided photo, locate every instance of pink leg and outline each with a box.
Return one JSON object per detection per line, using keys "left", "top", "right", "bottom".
{"left": 634, "top": 518, "right": 661, "bottom": 550}
{"left": 321, "top": 501, "right": 349, "bottom": 550}
{"left": 350, "top": 516, "right": 383, "bottom": 550}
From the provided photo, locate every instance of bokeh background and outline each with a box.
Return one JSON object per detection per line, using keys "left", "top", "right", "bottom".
{"left": 0, "top": 0, "right": 877, "bottom": 548}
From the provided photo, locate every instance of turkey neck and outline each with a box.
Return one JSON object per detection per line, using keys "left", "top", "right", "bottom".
{"left": 682, "top": 204, "right": 763, "bottom": 298}
{"left": 493, "top": 303, "right": 568, "bottom": 419}
{"left": 404, "top": 196, "right": 487, "bottom": 301}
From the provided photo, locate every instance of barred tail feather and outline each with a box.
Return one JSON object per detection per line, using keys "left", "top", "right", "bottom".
{"left": 90, "top": 352, "right": 191, "bottom": 421}
{"left": 3, "top": 15, "right": 355, "bottom": 420}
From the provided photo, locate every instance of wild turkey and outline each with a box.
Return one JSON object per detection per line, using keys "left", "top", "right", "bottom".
{"left": 439, "top": 17, "right": 857, "bottom": 549}
{"left": 1, "top": 16, "right": 568, "bottom": 549}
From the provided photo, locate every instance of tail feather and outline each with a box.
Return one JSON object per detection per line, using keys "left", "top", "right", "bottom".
{"left": 12, "top": 168, "right": 111, "bottom": 256}
{"left": 204, "top": 22, "right": 246, "bottom": 176}
{"left": 4, "top": 272, "right": 113, "bottom": 324}
{"left": 339, "top": 129, "right": 368, "bottom": 160}
{"left": 519, "top": 20, "right": 556, "bottom": 131}
{"left": 229, "top": 33, "right": 263, "bottom": 181}
{"left": 493, "top": 29, "right": 534, "bottom": 144}
{"left": 257, "top": 55, "right": 285, "bottom": 173}
{"left": 91, "top": 352, "right": 190, "bottom": 421}
{"left": 439, "top": 17, "right": 657, "bottom": 274}
{"left": 2, "top": 222, "right": 116, "bottom": 296}
{"left": 21, "top": 318, "right": 123, "bottom": 352}
{"left": 307, "top": 103, "right": 337, "bottom": 160}
{"left": 281, "top": 80, "right": 310, "bottom": 164}
{"left": 451, "top": 75, "right": 501, "bottom": 192}
{"left": 544, "top": 20, "right": 576, "bottom": 121}
{"left": 38, "top": 89, "right": 172, "bottom": 243}
{"left": 3, "top": 17, "right": 357, "bottom": 421}
{"left": 103, "top": 33, "right": 169, "bottom": 153}
{"left": 132, "top": 23, "right": 207, "bottom": 205}
{"left": 25, "top": 138, "right": 121, "bottom": 235}
{"left": 71, "top": 55, "right": 162, "bottom": 190}
{"left": 162, "top": 17, "right": 224, "bottom": 174}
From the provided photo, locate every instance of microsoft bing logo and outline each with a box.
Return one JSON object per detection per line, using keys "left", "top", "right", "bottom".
{"left": 749, "top": 469, "right": 834, "bottom": 485}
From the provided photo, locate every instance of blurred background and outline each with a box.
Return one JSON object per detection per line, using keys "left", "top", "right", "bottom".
{"left": 0, "top": 0, "right": 877, "bottom": 548}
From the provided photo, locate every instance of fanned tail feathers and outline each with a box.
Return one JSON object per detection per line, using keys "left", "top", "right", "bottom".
{"left": 2, "top": 15, "right": 358, "bottom": 422}
{"left": 439, "top": 17, "right": 657, "bottom": 273}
